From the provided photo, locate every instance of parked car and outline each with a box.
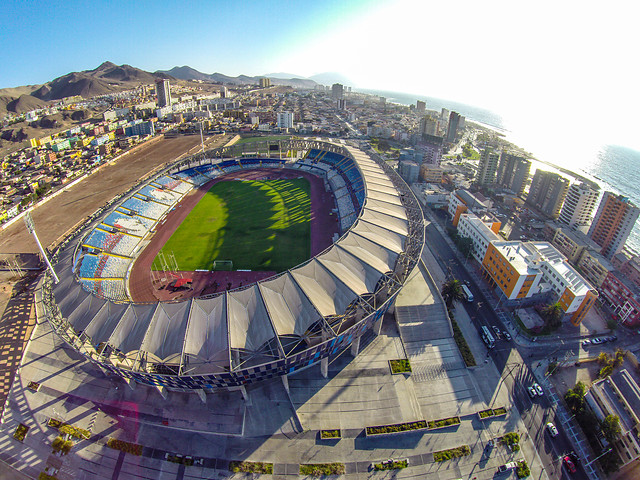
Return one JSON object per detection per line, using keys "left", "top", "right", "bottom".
{"left": 533, "top": 383, "right": 544, "bottom": 396}
{"left": 498, "top": 462, "right": 517, "bottom": 473}
{"left": 582, "top": 339, "right": 591, "bottom": 347}
{"left": 492, "top": 326, "right": 501, "bottom": 336}
{"left": 563, "top": 455, "right": 577, "bottom": 473}
{"left": 592, "top": 337, "right": 604, "bottom": 344}
{"left": 503, "top": 331, "right": 512, "bottom": 341}
{"left": 528, "top": 386, "right": 537, "bottom": 398}
{"left": 547, "top": 422, "right": 559, "bottom": 437}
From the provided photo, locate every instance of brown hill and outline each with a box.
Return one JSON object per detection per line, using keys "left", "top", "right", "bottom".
{"left": 6, "top": 94, "right": 48, "bottom": 113}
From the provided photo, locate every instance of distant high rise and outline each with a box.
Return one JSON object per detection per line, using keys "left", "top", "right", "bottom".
{"left": 220, "top": 86, "right": 229, "bottom": 98}
{"left": 526, "top": 170, "right": 570, "bottom": 219}
{"left": 337, "top": 99, "right": 346, "bottom": 110}
{"left": 416, "top": 100, "right": 426, "bottom": 114}
{"left": 155, "top": 79, "right": 171, "bottom": 108}
{"left": 588, "top": 192, "right": 640, "bottom": 258}
{"left": 419, "top": 115, "right": 438, "bottom": 136}
{"left": 558, "top": 182, "right": 600, "bottom": 231}
{"left": 445, "top": 111, "right": 462, "bottom": 143}
{"left": 475, "top": 148, "right": 499, "bottom": 186}
{"left": 331, "top": 83, "right": 344, "bottom": 99}
{"left": 277, "top": 111, "right": 294, "bottom": 129}
{"left": 259, "top": 78, "right": 271, "bottom": 88}
{"left": 496, "top": 152, "right": 531, "bottom": 196}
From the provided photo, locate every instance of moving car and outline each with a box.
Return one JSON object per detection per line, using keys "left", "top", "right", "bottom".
{"left": 533, "top": 383, "right": 544, "bottom": 396}
{"left": 563, "top": 455, "right": 577, "bottom": 473}
{"left": 546, "top": 422, "right": 559, "bottom": 437}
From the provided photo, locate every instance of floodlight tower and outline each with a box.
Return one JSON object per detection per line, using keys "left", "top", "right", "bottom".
{"left": 24, "top": 212, "right": 59, "bottom": 283}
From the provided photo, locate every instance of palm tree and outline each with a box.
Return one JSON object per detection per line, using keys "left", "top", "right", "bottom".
{"left": 541, "top": 302, "right": 564, "bottom": 328}
{"left": 441, "top": 279, "right": 465, "bottom": 308}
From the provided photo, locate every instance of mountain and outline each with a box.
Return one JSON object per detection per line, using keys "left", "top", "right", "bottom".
{"left": 156, "top": 65, "right": 318, "bottom": 88}
{"left": 0, "top": 62, "right": 173, "bottom": 114}
{"left": 263, "top": 72, "right": 307, "bottom": 79}
{"left": 157, "top": 66, "right": 213, "bottom": 82}
{"left": 309, "top": 72, "right": 354, "bottom": 86}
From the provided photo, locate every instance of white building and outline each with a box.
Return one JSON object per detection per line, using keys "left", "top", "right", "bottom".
{"left": 277, "top": 111, "right": 294, "bottom": 129}
{"left": 558, "top": 182, "right": 600, "bottom": 232}
{"left": 457, "top": 213, "right": 502, "bottom": 263}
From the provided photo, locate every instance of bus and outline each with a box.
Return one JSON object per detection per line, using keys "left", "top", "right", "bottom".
{"left": 461, "top": 284, "right": 474, "bottom": 302}
{"left": 481, "top": 326, "right": 495, "bottom": 349}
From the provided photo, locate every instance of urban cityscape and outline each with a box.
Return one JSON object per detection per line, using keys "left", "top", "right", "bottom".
{"left": 0, "top": 60, "right": 638, "bottom": 480}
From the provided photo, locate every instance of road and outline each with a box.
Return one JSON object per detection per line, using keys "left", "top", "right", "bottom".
{"left": 424, "top": 211, "right": 588, "bottom": 480}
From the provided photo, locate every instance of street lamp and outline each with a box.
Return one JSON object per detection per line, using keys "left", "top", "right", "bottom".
{"left": 585, "top": 448, "right": 612, "bottom": 467}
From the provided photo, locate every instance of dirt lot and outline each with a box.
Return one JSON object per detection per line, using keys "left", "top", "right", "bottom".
{"left": 0, "top": 134, "right": 226, "bottom": 254}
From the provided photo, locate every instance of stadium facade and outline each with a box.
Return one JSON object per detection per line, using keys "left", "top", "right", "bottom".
{"left": 39, "top": 139, "right": 424, "bottom": 392}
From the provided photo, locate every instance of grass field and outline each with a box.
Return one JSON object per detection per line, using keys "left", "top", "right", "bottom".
{"left": 152, "top": 178, "right": 311, "bottom": 272}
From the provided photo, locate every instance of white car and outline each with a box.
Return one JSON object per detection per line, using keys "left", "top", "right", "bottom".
{"left": 546, "top": 422, "right": 559, "bottom": 437}
{"left": 528, "top": 386, "right": 537, "bottom": 398}
{"left": 533, "top": 383, "right": 544, "bottom": 396}
{"left": 503, "top": 331, "right": 512, "bottom": 341}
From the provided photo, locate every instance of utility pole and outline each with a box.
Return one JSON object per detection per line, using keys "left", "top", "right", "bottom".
{"left": 24, "top": 212, "right": 59, "bottom": 283}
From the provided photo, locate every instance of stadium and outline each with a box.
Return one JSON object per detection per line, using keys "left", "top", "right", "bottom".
{"left": 39, "top": 138, "right": 424, "bottom": 392}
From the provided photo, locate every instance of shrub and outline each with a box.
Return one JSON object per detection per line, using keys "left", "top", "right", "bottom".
{"left": 373, "top": 459, "right": 408, "bottom": 471}
{"left": 106, "top": 438, "right": 143, "bottom": 456}
{"left": 478, "top": 409, "right": 493, "bottom": 418}
{"left": 13, "top": 423, "right": 29, "bottom": 442}
{"left": 502, "top": 432, "right": 520, "bottom": 446}
{"left": 228, "top": 461, "right": 273, "bottom": 474}
{"left": 516, "top": 460, "right": 530, "bottom": 478}
{"left": 47, "top": 418, "right": 62, "bottom": 429}
{"left": 59, "top": 424, "right": 90, "bottom": 440}
{"left": 493, "top": 407, "right": 507, "bottom": 416}
{"left": 366, "top": 420, "right": 427, "bottom": 435}
{"left": 300, "top": 463, "right": 345, "bottom": 476}
{"left": 52, "top": 436, "right": 73, "bottom": 455}
{"left": 428, "top": 416, "right": 460, "bottom": 429}
{"left": 433, "top": 445, "right": 470, "bottom": 462}
{"left": 389, "top": 359, "right": 412, "bottom": 374}
{"left": 38, "top": 473, "right": 57, "bottom": 480}
{"left": 320, "top": 429, "right": 341, "bottom": 439}
{"left": 27, "top": 381, "right": 40, "bottom": 392}
{"left": 449, "top": 314, "right": 476, "bottom": 366}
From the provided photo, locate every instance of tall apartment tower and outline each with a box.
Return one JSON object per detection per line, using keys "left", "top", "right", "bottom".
{"left": 416, "top": 100, "right": 426, "bottom": 114}
{"left": 419, "top": 115, "right": 438, "bottom": 136}
{"left": 526, "top": 171, "right": 570, "bottom": 219}
{"left": 259, "top": 77, "right": 271, "bottom": 88}
{"left": 496, "top": 152, "right": 531, "bottom": 196}
{"left": 445, "top": 111, "right": 462, "bottom": 143}
{"left": 331, "top": 83, "right": 344, "bottom": 99}
{"left": 155, "top": 79, "right": 171, "bottom": 108}
{"left": 558, "top": 182, "right": 600, "bottom": 232}
{"left": 475, "top": 148, "right": 500, "bottom": 186}
{"left": 277, "top": 111, "right": 294, "bottom": 129}
{"left": 588, "top": 192, "right": 640, "bottom": 258}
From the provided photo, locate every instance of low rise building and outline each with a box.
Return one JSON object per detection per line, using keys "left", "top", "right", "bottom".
{"left": 585, "top": 369, "right": 640, "bottom": 467}
{"left": 457, "top": 213, "right": 502, "bottom": 263}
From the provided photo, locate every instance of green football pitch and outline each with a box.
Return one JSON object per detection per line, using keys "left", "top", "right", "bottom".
{"left": 152, "top": 178, "right": 311, "bottom": 272}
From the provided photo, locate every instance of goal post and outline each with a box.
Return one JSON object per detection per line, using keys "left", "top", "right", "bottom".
{"left": 212, "top": 260, "right": 233, "bottom": 271}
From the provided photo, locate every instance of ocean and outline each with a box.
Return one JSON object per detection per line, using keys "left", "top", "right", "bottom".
{"left": 357, "top": 88, "right": 640, "bottom": 254}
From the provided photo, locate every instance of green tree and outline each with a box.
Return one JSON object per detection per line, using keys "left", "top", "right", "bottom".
{"left": 613, "top": 348, "right": 626, "bottom": 367}
{"left": 601, "top": 415, "right": 621, "bottom": 444}
{"left": 541, "top": 302, "right": 564, "bottom": 328}
{"left": 564, "top": 381, "right": 586, "bottom": 413}
{"left": 441, "top": 279, "right": 465, "bottom": 309}
{"left": 597, "top": 352, "right": 611, "bottom": 366}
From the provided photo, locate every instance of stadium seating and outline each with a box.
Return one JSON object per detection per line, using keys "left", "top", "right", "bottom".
{"left": 153, "top": 176, "right": 190, "bottom": 193}
{"left": 102, "top": 212, "right": 155, "bottom": 236}
{"left": 83, "top": 228, "right": 140, "bottom": 257}
{"left": 195, "top": 164, "right": 222, "bottom": 179}
{"left": 171, "top": 169, "right": 210, "bottom": 186}
{"left": 121, "top": 197, "right": 169, "bottom": 220}
{"left": 80, "top": 278, "right": 128, "bottom": 302}
{"left": 78, "top": 253, "right": 130, "bottom": 279}
{"left": 138, "top": 186, "right": 182, "bottom": 205}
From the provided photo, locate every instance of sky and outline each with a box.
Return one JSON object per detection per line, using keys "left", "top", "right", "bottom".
{"left": 2, "top": 0, "right": 639, "bottom": 151}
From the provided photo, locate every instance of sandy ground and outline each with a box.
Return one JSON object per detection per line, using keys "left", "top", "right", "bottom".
{"left": 0, "top": 134, "right": 226, "bottom": 254}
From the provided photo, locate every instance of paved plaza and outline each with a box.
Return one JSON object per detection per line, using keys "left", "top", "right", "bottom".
{"left": 0, "top": 258, "right": 548, "bottom": 479}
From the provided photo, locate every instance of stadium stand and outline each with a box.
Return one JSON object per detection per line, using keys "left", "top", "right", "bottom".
{"left": 78, "top": 253, "right": 130, "bottom": 279}
{"left": 80, "top": 278, "right": 128, "bottom": 302}
{"left": 102, "top": 212, "right": 155, "bottom": 236}
{"left": 121, "top": 197, "right": 170, "bottom": 220}
{"left": 83, "top": 228, "right": 140, "bottom": 257}
{"left": 195, "top": 164, "right": 222, "bottom": 179}
{"left": 138, "top": 186, "right": 182, "bottom": 205}
{"left": 153, "top": 176, "right": 190, "bottom": 193}
{"left": 171, "top": 169, "right": 210, "bottom": 186}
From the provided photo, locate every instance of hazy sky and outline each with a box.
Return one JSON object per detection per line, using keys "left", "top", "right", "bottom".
{"left": 2, "top": 0, "right": 638, "bottom": 149}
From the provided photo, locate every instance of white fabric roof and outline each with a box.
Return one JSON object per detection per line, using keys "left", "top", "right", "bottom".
{"left": 351, "top": 219, "right": 405, "bottom": 253}
{"left": 364, "top": 198, "right": 407, "bottom": 219}
{"left": 84, "top": 301, "right": 129, "bottom": 345}
{"left": 291, "top": 259, "right": 358, "bottom": 317}
{"left": 317, "top": 245, "right": 382, "bottom": 295}
{"left": 141, "top": 302, "right": 191, "bottom": 362}
{"left": 184, "top": 296, "right": 229, "bottom": 362}
{"left": 108, "top": 304, "right": 156, "bottom": 354}
{"left": 227, "top": 286, "right": 276, "bottom": 351}
{"left": 259, "top": 273, "right": 322, "bottom": 337}
{"left": 338, "top": 231, "right": 399, "bottom": 274}
{"left": 359, "top": 209, "right": 409, "bottom": 236}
